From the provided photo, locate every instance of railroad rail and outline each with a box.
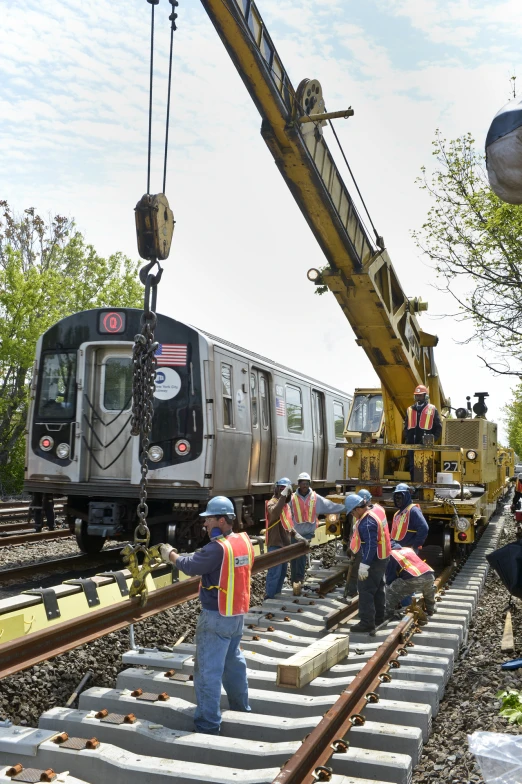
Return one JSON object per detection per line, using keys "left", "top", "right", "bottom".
{"left": 0, "top": 528, "right": 71, "bottom": 548}
{"left": 0, "top": 519, "right": 504, "bottom": 784}
{"left": 0, "top": 501, "right": 65, "bottom": 523}
{"left": 0, "top": 547, "right": 124, "bottom": 586}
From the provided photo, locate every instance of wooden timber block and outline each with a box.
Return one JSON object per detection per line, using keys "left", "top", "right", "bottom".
{"left": 276, "top": 633, "right": 349, "bottom": 689}
{"left": 501, "top": 611, "right": 515, "bottom": 652}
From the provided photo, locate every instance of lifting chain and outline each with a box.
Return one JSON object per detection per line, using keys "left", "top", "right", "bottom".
{"left": 125, "top": 0, "right": 178, "bottom": 605}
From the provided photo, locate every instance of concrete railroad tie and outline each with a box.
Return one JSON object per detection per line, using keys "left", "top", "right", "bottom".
{"left": 0, "top": 520, "right": 503, "bottom": 784}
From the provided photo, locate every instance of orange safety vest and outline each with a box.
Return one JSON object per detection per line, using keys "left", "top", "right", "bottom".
{"left": 202, "top": 532, "right": 254, "bottom": 616}
{"left": 516, "top": 479, "right": 522, "bottom": 493}
{"left": 264, "top": 500, "right": 294, "bottom": 544}
{"left": 406, "top": 404, "right": 436, "bottom": 431}
{"left": 390, "top": 547, "right": 433, "bottom": 577}
{"left": 391, "top": 503, "right": 421, "bottom": 541}
{"left": 291, "top": 491, "right": 317, "bottom": 526}
{"left": 350, "top": 504, "right": 391, "bottom": 559}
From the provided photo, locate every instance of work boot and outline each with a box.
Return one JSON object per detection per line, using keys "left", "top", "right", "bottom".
{"left": 292, "top": 582, "right": 302, "bottom": 596}
{"left": 349, "top": 622, "right": 375, "bottom": 634}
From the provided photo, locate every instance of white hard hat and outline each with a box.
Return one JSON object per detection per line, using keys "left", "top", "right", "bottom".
{"left": 297, "top": 472, "right": 311, "bottom": 482}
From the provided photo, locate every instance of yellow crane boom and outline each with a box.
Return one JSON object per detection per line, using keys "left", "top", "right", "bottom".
{"left": 200, "top": 0, "right": 448, "bottom": 434}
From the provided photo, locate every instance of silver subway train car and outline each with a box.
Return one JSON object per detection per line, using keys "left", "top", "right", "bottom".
{"left": 25, "top": 308, "right": 352, "bottom": 552}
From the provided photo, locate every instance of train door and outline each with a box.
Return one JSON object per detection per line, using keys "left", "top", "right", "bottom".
{"left": 250, "top": 369, "right": 271, "bottom": 484}
{"left": 85, "top": 347, "right": 133, "bottom": 481}
{"left": 311, "top": 389, "right": 326, "bottom": 480}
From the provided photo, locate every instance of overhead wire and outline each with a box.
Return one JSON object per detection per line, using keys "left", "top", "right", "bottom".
{"left": 163, "top": 1, "right": 178, "bottom": 194}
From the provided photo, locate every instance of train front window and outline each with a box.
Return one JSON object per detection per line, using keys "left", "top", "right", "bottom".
{"left": 37, "top": 352, "right": 77, "bottom": 420}
{"left": 103, "top": 357, "right": 132, "bottom": 411}
{"left": 347, "top": 393, "right": 383, "bottom": 434}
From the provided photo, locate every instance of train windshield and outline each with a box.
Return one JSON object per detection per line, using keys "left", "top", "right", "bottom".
{"left": 37, "top": 352, "right": 77, "bottom": 420}
{"left": 347, "top": 393, "right": 383, "bottom": 434}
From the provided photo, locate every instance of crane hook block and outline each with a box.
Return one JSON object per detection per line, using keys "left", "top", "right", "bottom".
{"left": 135, "top": 193, "right": 175, "bottom": 261}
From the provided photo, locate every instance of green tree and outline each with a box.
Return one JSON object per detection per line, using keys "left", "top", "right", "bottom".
{"left": 413, "top": 130, "right": 522, "bottom": 375}
{"left": 503, "top": 383, "right": 522, "bottom": 457}
{"left": 0, "top": 202, "right": 143, "bottom": 494}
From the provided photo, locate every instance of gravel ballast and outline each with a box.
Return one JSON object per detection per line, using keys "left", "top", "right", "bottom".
{"left": 0, "top": 522, "right": 520, "bottom": 784}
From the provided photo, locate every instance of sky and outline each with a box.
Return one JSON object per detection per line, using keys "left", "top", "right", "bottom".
{"left": 1, "top": 0, "right": 521, "bottom": 441}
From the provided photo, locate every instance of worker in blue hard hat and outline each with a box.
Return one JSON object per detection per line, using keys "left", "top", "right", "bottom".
{"left": 159, "top": 496, "right": 253, "bottom": 735}
{"left": 264, "top": 478, "right": 307, "bottom": 599}
{"left": 344, "top": 488, "right": 373, "bottom": 598}
{"left": 391, "top": 484, "right": 428, "bottom": 553}
{"left": 288, "top": 472, "right": 345, "bottom": 593}
{"left": 344, "top": 493, "right": 391, "bottom": 634}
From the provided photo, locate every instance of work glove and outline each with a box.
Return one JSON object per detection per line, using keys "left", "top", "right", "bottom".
{"left": 292, "top": 531, "right": 308, "bottom": 545}
{"left": 358, "top": 563, "right": 370, "bottom": 581}
{"left": 159, "top": 543, "right": 175, "bottom": 563}
{"left": 281, "top": 483, "right": 293, "bottom": 498}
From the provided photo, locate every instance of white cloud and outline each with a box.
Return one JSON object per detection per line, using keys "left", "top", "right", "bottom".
{"left": 0, "top": 0, "right": 520, "bottom": 438}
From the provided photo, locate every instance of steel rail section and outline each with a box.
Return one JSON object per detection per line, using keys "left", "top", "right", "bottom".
{"left": 273, "top": 614, "right": 414, "bottom": 784}
{"left": 316, "top": 564, "right": 351, "bottom": 596}
{"left": 0, "top": 540, "right": 308, "bottom": 681}
{"left": 0, "top": 529, "right": 71, "bottom": 548}
{"left": 0, "top": 547, "right": 124, "bottom": 583}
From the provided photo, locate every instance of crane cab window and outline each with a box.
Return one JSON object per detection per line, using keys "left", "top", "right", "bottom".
{"left": 222, "top": 363, "right": 234, "bottom": 428}
{"left": 103, "top": 357, "right": 132, "bottom": 412}
{"left": 334, "top": 401, "right": 345, "bottom": 439}
{"left": 286, "top": 384, "right": 303, "bottom": 433}
{"left": 37, "top": 352, "right": 77, "bottom": 421}
{"left": 347, "top": 393, "right": 383, "bottom": 434}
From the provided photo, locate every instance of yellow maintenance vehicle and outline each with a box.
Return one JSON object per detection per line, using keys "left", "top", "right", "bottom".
{"left": 198, "top": 0, "right": 512, "bottom": 560}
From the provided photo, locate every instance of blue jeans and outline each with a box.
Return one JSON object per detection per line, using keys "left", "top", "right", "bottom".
{"left": 193, "top": 609, "right": 250, "bottom": 734}
{"left": 265, "top": 546, "right": 288, "bottom": 598}
{"left": 290, "top": 533, "right": 314, "bottom": 584}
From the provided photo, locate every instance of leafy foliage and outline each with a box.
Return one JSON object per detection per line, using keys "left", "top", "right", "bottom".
{"left": 503, "top": 384, "right": 522, "bottom": 457}
{"left": 0, "top": 202, "right": 143, "bottom": 494}
{"left": 413, "top": 130, "right": 522, "bottom": 375}
{"left": 496, "top": 689, "right": 522, "bottom": 725}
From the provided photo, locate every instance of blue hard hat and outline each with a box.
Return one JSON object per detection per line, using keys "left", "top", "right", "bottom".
{"left": 357, "top": 489, "right": 372, "bottom": 503}
{"left": 345, "top": 493, "right": 366, "bottom": 514}
{"left": 394, "top": 483, "right": 411, "bottom": 495}
{"left": 200, "top": 496, "right": 236, "bottom": 519}
{"left": 275, "top": 477, "right": 292, "bottom": 486}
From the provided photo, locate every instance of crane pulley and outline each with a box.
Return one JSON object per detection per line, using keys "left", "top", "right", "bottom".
{"left": 128, "top": 0, "right": 178, "bottom": 604}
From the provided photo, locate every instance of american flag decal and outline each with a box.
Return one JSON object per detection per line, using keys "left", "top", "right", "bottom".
{"left": 276, "top": 397, "right": 286, "bottom": 416}
{"left": 155, "top": 343, "right": 188, "bottom": 366}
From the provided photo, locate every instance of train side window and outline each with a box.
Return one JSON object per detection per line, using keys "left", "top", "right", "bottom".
{"left": 260, "top": 376, "right": 269, "bottom": 429}
{"left": 251, "top": 373, "right": 258, "bottom": 427}
{"left": 286, "top": 384, "right": 303, "bottom": 433}
{"left": 222, "top": 363, "right": 235, "bottom": 428}
{"left": 103, "top": 358, "right": 133, "bottom": 411}
{"left": 334, "top": 401, "right": 345, "bottom": 439}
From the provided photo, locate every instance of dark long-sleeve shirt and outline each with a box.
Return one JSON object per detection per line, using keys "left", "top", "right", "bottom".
{"left": 393, "top": 505, "right": 429, "bottom": 551}
{"left": 404, "top": 402, "right": 442, "bottom": 444}
{"left": 356, "top": 510, "right": 379, "bottom": 566}
{"left": 175, "top": 527, "right": 226, "bottom": 611}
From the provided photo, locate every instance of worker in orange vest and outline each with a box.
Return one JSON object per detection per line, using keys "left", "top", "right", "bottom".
{"left": 344, "top": 493, "right": 391, "bottom": 634}
{"left": 511, "top": 473, "right": 522, "bottom": 514}
{"left": 264, "top": 477, "right": 307, "bottom": 599}
{"left": 159, "top": 496, "right": 253, "bottom": 735}
{"left": 385, "top": 542, "right": 436, "bottom": 618}
{"left": 404, "top": 385, "right": 442, "bottom": 480}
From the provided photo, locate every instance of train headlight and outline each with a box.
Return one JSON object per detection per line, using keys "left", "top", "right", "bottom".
{"left": 148, "top": 445, "right": 164, "bottom": 462}
{"left": 39, "top": 436, "right": 54, "bottom": 452}
{"left": 466, "top": 450, "right": 477, "bottom": 461}
{"left": 346, "top": 449, "right": 354, "bottom": 458}
{"left": 175, "top": 439, "right": 191, "bottom": 456}
{"left": 56, "top": 443, "right": 70, "bottom": 459}
{"left": 456, "top": 517, "right": 469, "bottom": 532}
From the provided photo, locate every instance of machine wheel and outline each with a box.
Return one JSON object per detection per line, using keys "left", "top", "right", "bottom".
{"left": 74, "top": 519, "right": 106, "bottom": 554}
{"left": 442, "top": 527, "right": 453, "bottom": 566}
